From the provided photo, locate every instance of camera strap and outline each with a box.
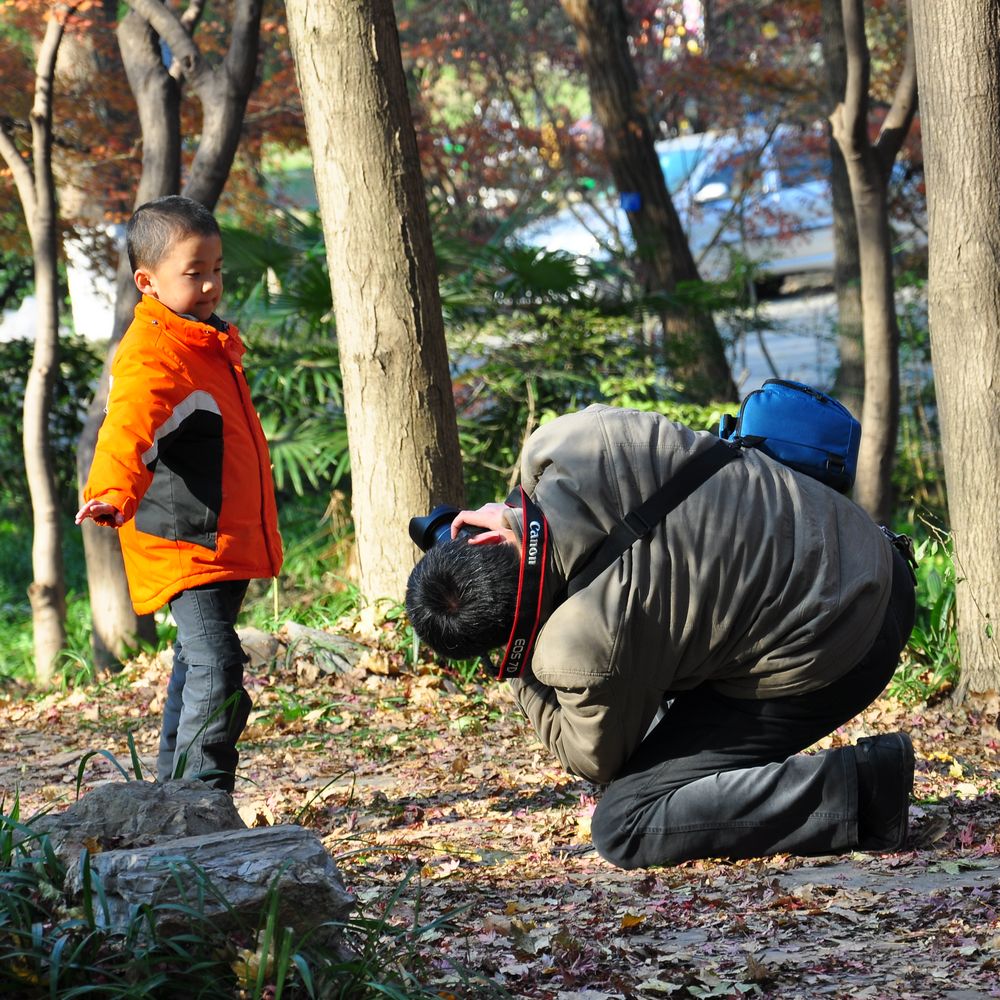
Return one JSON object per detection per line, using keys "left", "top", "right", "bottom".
{"left": 494, "top": 486, "right": 549, "bottom": 680}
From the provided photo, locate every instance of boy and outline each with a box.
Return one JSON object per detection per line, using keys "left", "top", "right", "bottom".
{"left": 77, "top": 195, "right": 283, "bottom": 793}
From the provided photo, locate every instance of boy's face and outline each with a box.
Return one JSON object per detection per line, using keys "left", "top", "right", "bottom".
{"left": 134, "top": 232, "right": 223, "bottom": 322}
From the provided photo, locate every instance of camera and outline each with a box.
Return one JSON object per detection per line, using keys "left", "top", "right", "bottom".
{"left": 408, "top": 504, "right": 485, "bottom": 552}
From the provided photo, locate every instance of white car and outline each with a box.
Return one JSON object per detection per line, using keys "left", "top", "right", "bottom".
{"left": 516, "top": 127, "right": 836, "bottom": 284}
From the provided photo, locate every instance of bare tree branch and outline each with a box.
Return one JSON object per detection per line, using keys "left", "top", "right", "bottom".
{"left": 221, "top": 0, "right": 263, "bottom": 96}
{"left": 0, "top": 121, "right": 36, "bottom": 220}
{"left": 874, "top": 0, "right": 918, "bottom": 173}
{"left": 831, "top": 0, "right": 870, "bottom": 159}
{"left": 124, "top": 0, "right": 205, "bottom": 86}
{"left": 30, "top": 6, "right": 70, "bottom": 204}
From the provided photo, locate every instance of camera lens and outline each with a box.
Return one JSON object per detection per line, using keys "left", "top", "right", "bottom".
{"left": 408, "top": 505, "right": 485, "bottom": 552}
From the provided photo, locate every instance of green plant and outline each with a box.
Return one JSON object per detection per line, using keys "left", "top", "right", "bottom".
{"left": 889, "top": 527, "right": 960, "bottom": 704}
{"left": 248, "top": 340, "right": 350, "bottom": 496}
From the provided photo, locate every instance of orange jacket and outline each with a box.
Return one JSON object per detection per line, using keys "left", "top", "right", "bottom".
{"left": 84, "top": 296, "right": 283, "bottom": 613}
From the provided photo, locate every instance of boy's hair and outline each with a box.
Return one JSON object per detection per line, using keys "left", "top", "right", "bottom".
{"left": 126, "top": 195, "right": 221, "bottom": 273}
{"left": 405, "top": 539, "right": 520, "bottom": 661}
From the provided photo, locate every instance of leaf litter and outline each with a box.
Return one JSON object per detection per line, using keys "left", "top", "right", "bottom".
{"left": 1, "top": 628, "right": 999, "bottom": 1000}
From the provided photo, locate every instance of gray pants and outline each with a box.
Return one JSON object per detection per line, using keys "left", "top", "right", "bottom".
{"left": 157, "top": 580, "right": 251, "bottom": 793}
{"left": 591, "top": 547, "right": 916, "bottom": 868}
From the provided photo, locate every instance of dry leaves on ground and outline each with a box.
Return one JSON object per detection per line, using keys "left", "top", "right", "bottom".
{"left": 1, "top": 637, "right": 999, "bottom": 1000}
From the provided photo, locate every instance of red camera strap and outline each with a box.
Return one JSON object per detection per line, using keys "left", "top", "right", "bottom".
{"left": 495, "top": 487, "right": 549, "bottom": 680}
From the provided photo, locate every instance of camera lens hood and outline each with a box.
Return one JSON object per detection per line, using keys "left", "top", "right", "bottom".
{"left": 408, "top": 504, "right": 462, "bottom": 552}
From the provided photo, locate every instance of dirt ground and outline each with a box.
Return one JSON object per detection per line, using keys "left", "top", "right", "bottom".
{"left": 2, "top": 626, "right": 999, "bottom": 1000}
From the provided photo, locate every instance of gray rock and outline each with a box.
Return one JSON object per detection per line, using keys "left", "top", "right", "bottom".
{"left": 283, "top": 621, "right": 367, "bottom": 674}
{"left": 29, "top": 779, "right": 246, "bottom": 864}
{"left": 239, "top": 626, "right": 284, "bottom": 669}
{"left": 64, "top": 824, "right": 354, "bottom": 951}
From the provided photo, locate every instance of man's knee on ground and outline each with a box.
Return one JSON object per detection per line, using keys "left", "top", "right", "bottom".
{"left": 591, "top": 790, "right": 652, "bottom": 871}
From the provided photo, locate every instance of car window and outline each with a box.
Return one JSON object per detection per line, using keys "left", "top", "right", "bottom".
{"left": 696, "top": 148, "right": 761, "bottom": 201}
{"left": 658, "top": 146, "right": 709, "bottom": 194}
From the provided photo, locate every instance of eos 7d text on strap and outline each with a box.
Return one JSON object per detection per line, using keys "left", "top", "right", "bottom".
{"left": 494, "top": 486, "right": 549, "bottom": 680}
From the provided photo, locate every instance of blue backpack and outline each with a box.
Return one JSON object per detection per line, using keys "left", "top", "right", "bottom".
{"left": 718, "top": 379, "right": 861, "bottom": 493}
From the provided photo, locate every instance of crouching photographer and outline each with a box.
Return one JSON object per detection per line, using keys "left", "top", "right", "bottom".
{"left": 405, "top": 403, "right": 917, "bottom": 870}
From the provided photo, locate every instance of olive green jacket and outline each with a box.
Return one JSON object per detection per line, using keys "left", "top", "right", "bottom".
{"left": 504, "top": 405, "right": 891, "bottom": 784}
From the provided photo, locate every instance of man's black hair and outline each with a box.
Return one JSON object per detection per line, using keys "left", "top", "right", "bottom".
{"left": 126, "top": 195, "right": 221, "bottom": 273}
{"left": 405, "top": 539, "right": 520, "bottom": 661}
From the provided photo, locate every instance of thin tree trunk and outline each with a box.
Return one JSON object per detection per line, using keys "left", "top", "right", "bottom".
{"left": 829, "top": 0, "right": 917, "bottom": 524}
{"left": 911, "top": 0, "right": 1000, "bottom": 700}
{"left": 819, "top": 0, "right": 864, "bottom": 418}
{"left": 0, "top": 11, "right": 72, "bottom": 685}
{"left": 285, "top": 0, "right": 465, "bottom": 604}
{"left": 560, "top": 0, "right": 736, "bottom": 404}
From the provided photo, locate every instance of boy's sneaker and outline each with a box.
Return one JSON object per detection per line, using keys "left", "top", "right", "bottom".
{"left": 854, "top": 732, "right": 915, "bottom": 851}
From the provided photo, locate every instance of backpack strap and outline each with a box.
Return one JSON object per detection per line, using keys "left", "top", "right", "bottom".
{"left": 566, "top": 440, "right": 739, "bottom": 598}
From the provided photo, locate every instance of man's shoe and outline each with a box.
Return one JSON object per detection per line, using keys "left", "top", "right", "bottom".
{"left": 854, "top": 732, "right": 915, "bottom": 851}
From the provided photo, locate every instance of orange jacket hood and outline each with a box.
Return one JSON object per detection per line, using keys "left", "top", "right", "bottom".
{"left": 84, "top": 296, "right": 283, "bottom": 613}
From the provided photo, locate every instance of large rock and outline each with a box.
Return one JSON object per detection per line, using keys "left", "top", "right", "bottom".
{"left": 64, "top": 824, "right": 354, "bottom": 951}
{"left": 283, "top": 621, "right": 367, "bottom": 675}
{"left": 29, "top": 779, "right": 246, "bottom": 865}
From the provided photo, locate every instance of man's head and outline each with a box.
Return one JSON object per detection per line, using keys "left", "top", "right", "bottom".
{"left": 405, "top": 538, "right": 520, "bottom": 661}
{"left": 127, "top": 196, "right": 223, "bottom": 322}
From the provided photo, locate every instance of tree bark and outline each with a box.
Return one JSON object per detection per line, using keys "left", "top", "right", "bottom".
{"left": 819, "top": 0, "right": 864, "bottom": 418}
{"left": 76, "top": 0, "right": 262, "bottom": 669}
{"left": 0, "top": 9, "right": 72, "bottom": 685}
{"left": 285, "top": 0, "right": 465, "bottom": 605}
{"left": 829, "top": 0, "right": 917, "bottom": 525}
{"left": 911, "top": 0, "right": 1000, "bottom": 700}
{"left": 560, "top": 0, "right": 736, "bottom": 404}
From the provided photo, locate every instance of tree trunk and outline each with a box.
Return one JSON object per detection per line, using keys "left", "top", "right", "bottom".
{"left": 24, "top": 192, "right": 67, "bottom": 685}
{"left": 819, "top": 0, "right": 864, "bottom": 418}
{"left": 560, "top": 0, "right": 736, "bottom": 404}
{"left": 848, "top": 182, "right": 900, "bottom": 524}
{"left": 0, "top": 12, "right": 71, "bottom": 685}
{"left": 829, "top": 0, "right": 917, "bottom": 525}
{"left": 285, "top": 0, "right": 465, "bottom": 605}
{"left": 911, "top": 0, "right": 1000, "bottom": 699}
{"left": 77, "top": 0, "right": 261, "bottom": 668}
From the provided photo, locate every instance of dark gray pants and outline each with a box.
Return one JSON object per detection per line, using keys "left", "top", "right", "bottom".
{"left": 157, "top": 580, "right": 251, "bottom": 793}
{"left": 591, "top": 547, "right": 916, "bottom": 869}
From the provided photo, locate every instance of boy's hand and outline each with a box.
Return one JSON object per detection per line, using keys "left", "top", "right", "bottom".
{"left": 75, "top": 499, "right": 124, "bottom": 528}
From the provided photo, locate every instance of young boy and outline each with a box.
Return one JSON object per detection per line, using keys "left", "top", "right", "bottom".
{"left": 76, "top": 195, "right": 283, "bottom": 793}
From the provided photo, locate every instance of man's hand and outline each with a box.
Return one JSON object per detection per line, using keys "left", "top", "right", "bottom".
{"left": 75, "top": 499, "right": 124, "bottom": 528}
{"left": 450, "top": 502, "right": 518, "bottom": 547}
